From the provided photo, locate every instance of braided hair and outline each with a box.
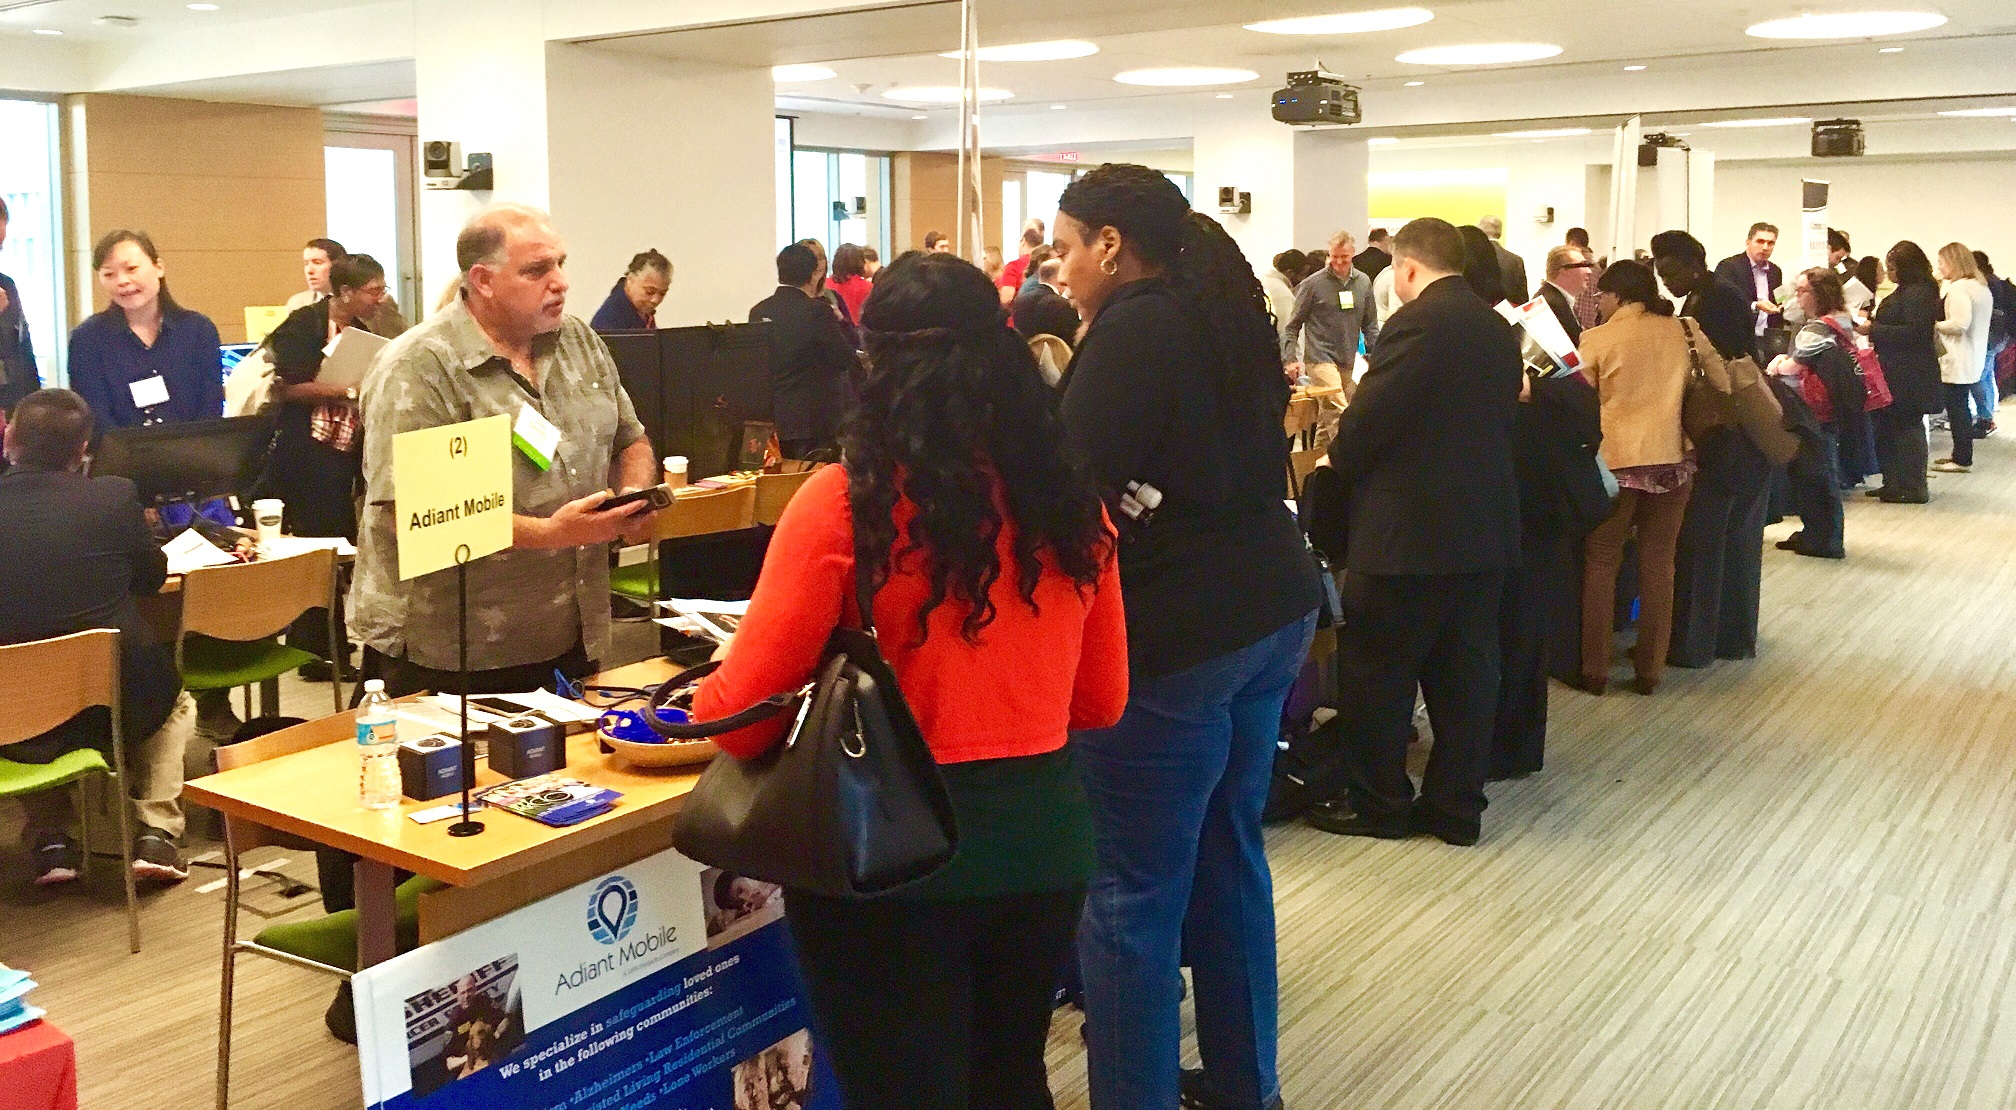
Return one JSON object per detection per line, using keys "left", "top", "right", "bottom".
{"left": 1056, "top": 163, "right": 1285, "bottom": 398}
{"left": 842, "top": 251, "right": 1111, "bottom": 646}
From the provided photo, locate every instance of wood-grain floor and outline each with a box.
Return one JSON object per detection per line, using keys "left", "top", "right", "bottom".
{"left": 3, "top": 428, "right": 2012, "bottom": 1110}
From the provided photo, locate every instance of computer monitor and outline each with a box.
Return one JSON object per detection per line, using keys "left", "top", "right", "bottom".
{"left": 90, "top": 414, "right": 276, "bottom": 506}
{"left": 220, "top": 343, "right": 259, "bottom": 390}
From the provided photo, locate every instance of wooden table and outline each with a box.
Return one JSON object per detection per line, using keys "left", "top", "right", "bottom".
{"left": 181, "top": 657, "right": 700, "bottom": 966}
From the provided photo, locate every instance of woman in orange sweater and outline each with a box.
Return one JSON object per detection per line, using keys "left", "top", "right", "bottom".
{"left": 692, "top": 250, "right": 1128, "bottom": 1109}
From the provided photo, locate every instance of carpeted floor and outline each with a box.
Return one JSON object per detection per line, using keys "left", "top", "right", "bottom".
{"left": 4, "top": 424, "right": 2012, "bottom": 1110}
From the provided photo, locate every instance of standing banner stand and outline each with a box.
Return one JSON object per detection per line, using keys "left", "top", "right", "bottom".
{"left": 353, "top": 849, "right": 835, "bottom": 1109}
{"left": 392, "top": 413, "right": 514, "bottom": 836}
{"left": 1801, "top": 179, "right": 1831, "bottom": 269}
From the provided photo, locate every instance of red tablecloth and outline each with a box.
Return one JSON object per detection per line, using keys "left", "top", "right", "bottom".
{"left": 0, "top": 1019, "right": 77, "bottom": 1110}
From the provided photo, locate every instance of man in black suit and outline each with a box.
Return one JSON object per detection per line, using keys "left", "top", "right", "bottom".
{"left": 1538, "top": 244, "right": 1594, "bottom": 345}
{"left": 1714, "top": 222, "right": 1785, "bottom": 357}
{"left": 1355, "top": 227, "right": 1392, "bottom": 282}
{"left": 1307, "top": 218, "right": 1523, "bottom": 846}
{"left": 1479, "top": 214, "right": 1530, "bottom": 304}
{"left": 1011, "top": 257, "right": 1080, "bottom": 344}
{"left": 750, "top": 243, "right": 858, "bottom": 459}
{"left": 0, "top": 389, "right": 192, "bottom": 884}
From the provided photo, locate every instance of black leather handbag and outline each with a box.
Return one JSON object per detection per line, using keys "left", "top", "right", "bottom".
{"left": 648, "top": 483, "right": 958, "bottom": 900}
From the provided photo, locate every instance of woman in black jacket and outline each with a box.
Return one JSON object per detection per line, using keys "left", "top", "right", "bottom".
{"left": 1056, "top": 164, "right": 1322, "bottom": 1110}
{"left": 1862, "top": 241, "right": 1943, "bottom": 503}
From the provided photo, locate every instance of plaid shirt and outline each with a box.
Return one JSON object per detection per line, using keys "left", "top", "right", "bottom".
{"left": 309, "top": 400, "right": 360, "bottom": 452}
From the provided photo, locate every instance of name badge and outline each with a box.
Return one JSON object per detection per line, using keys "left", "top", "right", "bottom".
{"left": 512, "top": 403, "right": 561, "bottom": 472}
{"left": 1339, "top": 291, "right": 1356, "bottom": 311}
{"left": 129, "top": 375, "right": 171, "bottom": 409}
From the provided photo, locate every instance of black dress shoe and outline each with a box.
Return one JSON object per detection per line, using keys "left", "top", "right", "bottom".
{"left": 1180, "top": 1068, "right": 1285, "bottom": 1110}
{"left": 1410, "top": 805, "right": 1481, "bottom": 847}
{"left": 1877, "top": 491, "right": 1929, "bottom": 504}
{"left": 1304, "top": 799, "right": 1411, "bottom": 840}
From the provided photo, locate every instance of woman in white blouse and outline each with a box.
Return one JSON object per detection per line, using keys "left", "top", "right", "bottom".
{"left": 1933, "top": 243, "right": 1993, "bottom": 473}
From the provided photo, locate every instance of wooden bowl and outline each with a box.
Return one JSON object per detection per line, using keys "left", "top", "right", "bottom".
{"left": 604, "top": 732, "right": 719, "bottom": 769}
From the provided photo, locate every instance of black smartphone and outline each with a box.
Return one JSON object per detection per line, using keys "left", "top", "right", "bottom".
{"left": 596, "top": 484, "right": 674, "bottom": 512}
{"left": 469, "top": 696, "right": 526, "bottom": 715}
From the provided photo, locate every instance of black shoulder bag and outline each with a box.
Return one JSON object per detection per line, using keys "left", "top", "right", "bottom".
{"left": 650, "top": 479, "right": 958, "bottom": 900}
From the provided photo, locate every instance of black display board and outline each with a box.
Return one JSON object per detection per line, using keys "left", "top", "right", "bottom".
{"left": 602, "top": 322, "right": 772, "bottom": 480}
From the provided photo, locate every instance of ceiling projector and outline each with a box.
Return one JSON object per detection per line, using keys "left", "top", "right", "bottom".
{"left": 1273, "top": 69, "right": 1362, "bottom": 126}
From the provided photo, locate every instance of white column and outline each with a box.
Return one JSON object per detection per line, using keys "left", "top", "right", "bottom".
{"left": 413, "top": 0, "right": 551, "bottom": 308}
{"left": 1192, "top": 118, "right": 1370, "bottom": 273}
{"left": 1291, "top": 129, "right": 1371, "bottom": 252}
{"left": 544, "top": 44, "right": 776, "bottom": 326}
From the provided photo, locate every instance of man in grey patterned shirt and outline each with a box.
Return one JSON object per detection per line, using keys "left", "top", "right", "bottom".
{"left": 350, "top": 204, "right": 660, "bottom": 695}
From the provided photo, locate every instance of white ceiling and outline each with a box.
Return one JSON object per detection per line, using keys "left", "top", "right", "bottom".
{"left": 595, "top": 0, "right": 2016, "bottom": 122}
{"left": 0, "top": 0, "right": 377, "bottom": 42}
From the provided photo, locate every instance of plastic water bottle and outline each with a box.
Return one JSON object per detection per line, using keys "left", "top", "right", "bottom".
{"left": 357, "top": 680, "right": 402, "bottom": 810}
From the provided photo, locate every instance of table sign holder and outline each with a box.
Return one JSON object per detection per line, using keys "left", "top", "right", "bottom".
{"left": 390, "top": 414, "right": 514, "bottom": 839}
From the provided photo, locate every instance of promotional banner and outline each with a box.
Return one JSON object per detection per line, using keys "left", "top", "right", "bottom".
{"left": 354, "top": 847, "right": 838, "bottom": 1110}
{"left": 1801, "top": 179, "right": 1831, "bottom": 269}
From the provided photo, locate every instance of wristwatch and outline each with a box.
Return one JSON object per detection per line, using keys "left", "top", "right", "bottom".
{"left": 345, "top": 385, "right": 358, "bottom": 401}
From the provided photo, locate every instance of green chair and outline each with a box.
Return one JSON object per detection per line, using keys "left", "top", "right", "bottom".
{"left": 176, "top": 549, "right": 342, "bottom": 718}
{"left": 211, "top": 717, "right": 441, "bottom": 1109}
{"left": 0, "top": 630, "right": 140, "bottom": 952}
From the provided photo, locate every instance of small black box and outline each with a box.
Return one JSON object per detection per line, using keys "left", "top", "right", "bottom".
{"left": 488, "top": 716, "right": 568, "bottom": 780}
{"left": 397, "top": 734, "right": 466, "bottom": 800}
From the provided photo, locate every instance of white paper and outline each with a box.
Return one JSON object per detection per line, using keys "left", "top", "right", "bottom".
{"left": 163, "top": 528, "right": 237, "bottom": 575}
{"left": 653, "top": 598, "right": 749, "bottom": 616}
{"left": 655, "top": 598, "right": 746, "bottom": 644}
{"left": 128, "top": 374, "right": 171, "bottom": 409}
{"left": 393, "top": 702, "right": 488, "bottom": 738}
{"left": 315, "top": 326, "right": 390, "bottom": 390}
{"left": 476, "top": 689, "right": 602, "bottom": 726}
{"left": 259, "top": 535, "right": 358, "bottom": 559}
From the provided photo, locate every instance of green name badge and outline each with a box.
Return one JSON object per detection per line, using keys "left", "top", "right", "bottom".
{"left": 512, "top": 403, "right": 561, "bottom": 472}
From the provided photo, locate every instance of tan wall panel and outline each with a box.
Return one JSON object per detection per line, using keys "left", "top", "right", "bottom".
{"left": 891, "top": 151, "right": 1006, "bottom": 255}
{"left": 76, "top": 94, "right": 324, "bottom": 179}
{"left": 71, "top": 94, "right": 326, "bottom": 343}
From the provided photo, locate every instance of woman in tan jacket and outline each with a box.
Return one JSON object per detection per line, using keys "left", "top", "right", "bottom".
{"left": 1575, "top": 260, "right": 1697, "bottom": 695}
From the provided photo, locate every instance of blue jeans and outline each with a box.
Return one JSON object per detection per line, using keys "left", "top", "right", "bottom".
{"left": 1975, "top": 342, "right": 2004, "bottom": 424}
{"left": 1076, "top": 612, "right": 1317, "bottom": 1110}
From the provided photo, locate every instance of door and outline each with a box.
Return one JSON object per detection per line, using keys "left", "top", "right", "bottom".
{"left": 322, "top": 125, "right": 421, "bottom": 323}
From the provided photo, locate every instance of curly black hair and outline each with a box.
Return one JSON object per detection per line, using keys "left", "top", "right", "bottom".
{"left": 1056, "top": 163, "right": 1285, "bottom": 398}
{"left": 842, "top": 251, "right": 1112, "bottom": 646}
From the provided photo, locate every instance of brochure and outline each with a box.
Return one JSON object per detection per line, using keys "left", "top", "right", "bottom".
{"left": 476, "top": 774, "right": 620, "bottom": 827}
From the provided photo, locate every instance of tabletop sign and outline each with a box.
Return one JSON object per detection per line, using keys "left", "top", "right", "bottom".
{"left": 393, "top": 414, "right": 513, "bottom": 581}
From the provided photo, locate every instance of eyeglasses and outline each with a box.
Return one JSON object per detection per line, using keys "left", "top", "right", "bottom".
{"left": 1560, "top": 261, "right": 1595, "bottom": 271}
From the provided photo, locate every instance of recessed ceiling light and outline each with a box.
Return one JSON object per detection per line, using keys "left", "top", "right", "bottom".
{"left": 32, "top": 27, "right": 62, "bottom": 34}
{"left": 1404, "top": 80, "right": 1426, "bottom": 86}
{"left": 1701, "top": 116, "right": 1811, "bottom": 128}
{"left": 1215, "top": 92, "right": 1234, "bottom": 99}
{"left": 1367, "top": 137, "right": 1401, "bottom": 145}
{"left": 881, "top": 86, "right": 1015, "bottom": 103}
{"left": 1746, "top": 11, "right": 1946, "bottom": 39}
{"left": 1396, "top": 43, "right": 1562, "bottom": 65}
{"left": 1114, "top": 67, "right": 1259, "bottom": 87}
{"left": 1050, "top": 103, "right": 1067, "bottom": 110}
{"left": 187, "top": 2, "right": 219, "bottom": 9}
{"left": 771, "top": 64, "right": 836, "bottom": 82}
{"left": 911, "top": 114, "right": 928, "bottom": 120}
{"left": 1879, "top": 45, "right": 1905, "bottom": 52}
{"left": 1937, "top": 106, "right": 2016, "bottom": 117}
{"left": 1624, "top": 64, "right": 1647, "bottom": 71}
{"left": 1493, "top": 127, "right": 1593, "bottom": 138}
{"left": 938, "top": 40, "right": 1099, "bottom": 62}
{"left": 1244, "top": 8, "right": 1435, "bottom": 35}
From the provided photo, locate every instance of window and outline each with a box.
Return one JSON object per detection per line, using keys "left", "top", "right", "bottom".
{"left": 0, "top": 98, "right": 66, "bottom": 388}
{"left": 776, "top": 124, "right": 891, "bottom": 259}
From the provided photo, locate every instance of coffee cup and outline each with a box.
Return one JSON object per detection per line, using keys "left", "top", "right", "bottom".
{"left": 251, "top": 498, "right": 285, "bottom": 542}
{"left": 663, "top": 455, "right": 688, "bottom": 490}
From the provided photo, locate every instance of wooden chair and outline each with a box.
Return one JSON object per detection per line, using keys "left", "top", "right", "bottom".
{"left": 610, "top": 484, "right": 761, "bottom": 604}
{"left": 1028, "top": 333, "right": 1072, "bottom": 388}
{"left": 1287, "top": 444, "right": 1327, "bottom": 499}
{"left": 754, "top": 466, "right": 823, "bottom": 527}
{"left": 212, "top": 721, "right": 438, "bottom": 1109}
{"left": 0, "top": 630, "right": 140, "bottom": 952}
{"left": 177, "top": 549, "right": 342, "bottom": 718}
{"left": 1284, "top": 394, "right": 1321, "bottom": 445}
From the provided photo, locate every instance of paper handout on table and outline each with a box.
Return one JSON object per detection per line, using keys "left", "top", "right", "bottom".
{"left": 655, "top": 598, "right": 747, "bottom": 644}
{"left": 163, "top": 527, "right": 238, "bottom": 575}
{"left": 315, "top": 326, "right": 391, "bottom": 390}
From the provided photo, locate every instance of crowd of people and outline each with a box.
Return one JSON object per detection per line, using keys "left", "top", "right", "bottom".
{"left": 0, "top": 171, "right": 2010, "bottom": 1110}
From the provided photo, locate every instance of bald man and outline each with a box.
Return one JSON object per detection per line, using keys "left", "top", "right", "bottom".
{"left": 349, "top": 203, "right": 660, "bottom": 696}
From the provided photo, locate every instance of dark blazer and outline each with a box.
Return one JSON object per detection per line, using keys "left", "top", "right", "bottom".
{"left": 1493, "top": 243, "right": 1530, "bottom": 304}
{"left": 1683, "top": 279, "right": 1758, "bottom": 364}
{"left": 1538, "top": 282, "right": 1583, "bottom": 345}
{"left": 1327, "top": 275, "right": 1523, "bottom": 575}
{"left": 1356, "top": 246, "right": 1392, "bottom": 282}
{"left": 0, "top": 272, "right": 40, "bottom": 412}
{"left": 0, "top": 467, "right": 180, "bottom": 761}
{"left": 1515, "top": 374, "right": 1602, "bottom": 538}
{"left": 1011, "top": 285, "right": 1081, "bottom": 344}
{"left": 1868, "top": 283, "right": 1944, "bottom": 415}
{"left": 589, "top": 280, "right": 652, "bottom": 332}
{"left": 1714, "top": 253, "right": 1783, "bottom": 330}
{"left": 749, "top": 286, "right": 857, "bottom": 442}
